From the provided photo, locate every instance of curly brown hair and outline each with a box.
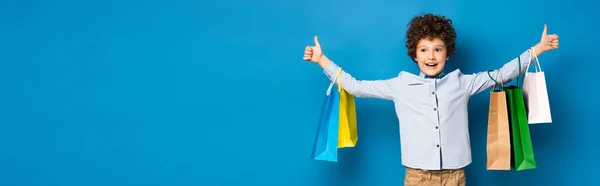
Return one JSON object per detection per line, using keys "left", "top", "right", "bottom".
{"left": 405, "top": 13, "right": 457, "bottom": 63}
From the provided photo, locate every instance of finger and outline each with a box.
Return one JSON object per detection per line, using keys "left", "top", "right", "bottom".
{"left": 314, "top": 36, "right": 321, "bottom": 48}
{"left": 305, "top": 51, "right": 313, "bottom": 55}
{"left": 547, "top": 34, "right": 558, "bottom": 39}
{"left": 551, "top": 39, "right": 559, "bottom": 43}
{"left": 542, "top": 24, "right": 548, "bottom": 36}
{"left": 303, "top": 56, "right": 311, "bottom": 61}
{"left": 305, "top": 46, "right": 312, "bottom": 51}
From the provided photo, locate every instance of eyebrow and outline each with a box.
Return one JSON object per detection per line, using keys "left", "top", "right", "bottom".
{"left": 418, "top": 45, "right": 446, "bottom": 48}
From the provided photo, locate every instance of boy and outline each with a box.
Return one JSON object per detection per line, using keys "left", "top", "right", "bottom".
{"left": 303, "top": 13, "right": 559, "bottom": 186}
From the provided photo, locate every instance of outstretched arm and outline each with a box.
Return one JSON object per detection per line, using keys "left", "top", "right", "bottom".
{"left": 304, "top": 36, "right": 398, "bottom": 100}
{"left": 462, "top": 24, "right": 559, "bottom": 96}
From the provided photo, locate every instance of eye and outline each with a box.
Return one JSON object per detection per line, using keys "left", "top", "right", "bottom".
{"left": 420, "top": 49, "right": 427, "bottom": 52}
{"left": 435, "top": 48, "right": 442, "bottom": 52}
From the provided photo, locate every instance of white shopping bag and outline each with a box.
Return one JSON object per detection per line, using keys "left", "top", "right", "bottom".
{"left": 522, "top": 49, "right": 552, "bottom": 124}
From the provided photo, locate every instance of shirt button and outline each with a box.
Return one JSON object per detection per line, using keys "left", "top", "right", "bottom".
{"left": 434, "top": 108, "right": 437, "bottom": 111}
{"left": 431, "top": 92, "right": 435, "bottom": 95}
{"left": 435, "top": 126, "right": 439, "bottom": 129}
{"left": 437, "top": 144, "right": 440, "bottom": 147}
{"left": 436, "top": 173, "right": 440, "bottom": 176}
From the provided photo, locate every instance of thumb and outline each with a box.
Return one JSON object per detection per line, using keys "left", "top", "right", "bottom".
{"left": 314, "top": 36, "right": 321, "bottom": 48}
{"left": 542, "top": 24, "right": 548, "bottom": 36}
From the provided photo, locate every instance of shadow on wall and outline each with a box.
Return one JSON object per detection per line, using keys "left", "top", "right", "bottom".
{"left": 444, "top": 38, "right": 475, "bottom": 74}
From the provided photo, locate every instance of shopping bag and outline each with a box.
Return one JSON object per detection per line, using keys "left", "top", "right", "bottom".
{"left": 522, "top": 49, "right": 552, "bottom": 124}
{"left": 504, "top": 56, "right": 537, "bottom": 171}
{"left": 485, "top": 70, "right": 511, "bottom": 170}
{"left": 337, "top": 70, "right": 358, "bottom": 148}
{"left": 312, "top": 69, "right": 342, "bottom": 162}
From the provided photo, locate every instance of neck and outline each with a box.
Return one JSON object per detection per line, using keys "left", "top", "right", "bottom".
{"left": 420, "top": 71, "right": 443, "bottom": 78}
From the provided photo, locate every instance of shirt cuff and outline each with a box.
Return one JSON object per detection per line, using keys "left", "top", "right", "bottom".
{"left": 322, "top": 61, "right": 341, "bottom": 81}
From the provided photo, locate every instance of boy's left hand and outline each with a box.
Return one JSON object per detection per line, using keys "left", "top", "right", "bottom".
{"left": 535, "top": 24, "right": 559, "bottom": 55}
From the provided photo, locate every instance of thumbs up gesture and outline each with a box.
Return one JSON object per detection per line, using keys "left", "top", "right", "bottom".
{"left": 533, "top": 24, "right": 559, "bottom": 55}
{"left": 304, "top": 36, "right": 325, "bottom": 64}
{"left": 540, "top": 24, "right": 559, "bottom": 51}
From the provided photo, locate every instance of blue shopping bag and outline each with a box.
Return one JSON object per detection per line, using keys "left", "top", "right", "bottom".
{"left": 311, "top": 69, "right": 341, "bottom": 162}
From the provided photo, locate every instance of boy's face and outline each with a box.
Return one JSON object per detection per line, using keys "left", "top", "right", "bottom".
{"left": 414, "top": 38, "right": 449, "bottom": 77}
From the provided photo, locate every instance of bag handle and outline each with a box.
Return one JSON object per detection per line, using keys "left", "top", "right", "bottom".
{"left": 517, "top": 55, "right": 521, "bottom": 87}
{"left": 490, "top": 47, "right": 537, "bottom": 89}
{"left": 337, "top": 68, "right": 342, "bottom": 92}
{"left": 326, "top": 68, "right": 342, "bottom": 95}
{"left": 530, "top": 46, "right": 542, "bottom": 72}
{"left": 487, "top": 69, "right": 504, "bottom": 91}
{"left": 516, "top": 54, "right": 531, "bottom": 87}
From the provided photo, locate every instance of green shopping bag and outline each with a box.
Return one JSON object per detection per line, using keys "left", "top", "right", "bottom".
{"left": 504, "top": 56, "right": 537, "bottom": 171}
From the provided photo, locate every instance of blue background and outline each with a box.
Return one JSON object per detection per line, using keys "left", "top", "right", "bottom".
{"left": 0, "top": 0, "right": 597, "bottom": 185}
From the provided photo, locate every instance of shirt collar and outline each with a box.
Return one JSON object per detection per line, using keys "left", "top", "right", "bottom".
{"left": 419, "top": 71, "right": 446, "bottom": 79}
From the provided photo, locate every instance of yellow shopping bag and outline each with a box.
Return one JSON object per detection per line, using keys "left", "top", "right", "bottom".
{"left": 336, "top": 68, "right": 358, "bottom": 148}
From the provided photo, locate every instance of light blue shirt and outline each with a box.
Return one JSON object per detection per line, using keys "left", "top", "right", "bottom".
{"left": 323, "top": 49, "right": 536, "bottom": 170}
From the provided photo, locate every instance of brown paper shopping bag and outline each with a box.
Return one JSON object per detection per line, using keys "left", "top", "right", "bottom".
{"left": 486, "top": 70, "right": 511, "bottom": 170}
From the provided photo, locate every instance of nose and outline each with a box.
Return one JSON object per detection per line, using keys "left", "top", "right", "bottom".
{"left": 427, "top": 51, "right": 436, "bottom": 60}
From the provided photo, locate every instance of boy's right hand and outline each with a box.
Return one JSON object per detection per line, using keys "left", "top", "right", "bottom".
{"left": 303, "top": 36, "right": 330, "bottom": 68}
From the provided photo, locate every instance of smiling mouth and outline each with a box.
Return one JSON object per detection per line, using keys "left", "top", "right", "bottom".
{"left": 425, "top": 62, "right": 438, "bottom": 67}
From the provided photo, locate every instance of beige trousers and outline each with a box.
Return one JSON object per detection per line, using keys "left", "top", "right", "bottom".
{"left": 404, "top": 166, "right": 466, "bottom": 186}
